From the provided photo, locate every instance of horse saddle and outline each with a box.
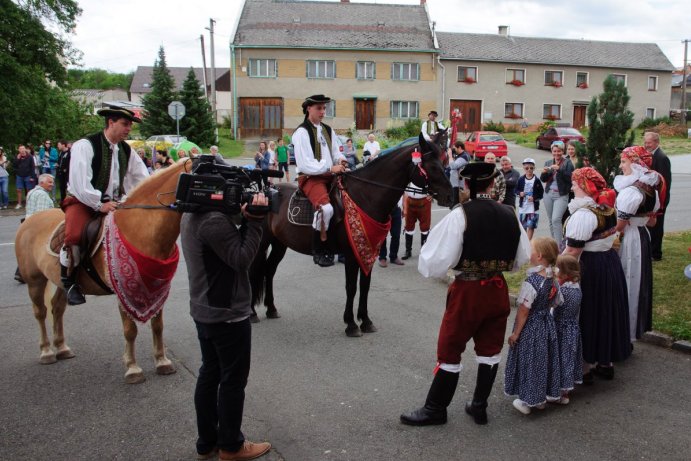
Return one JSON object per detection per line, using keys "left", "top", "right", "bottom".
{"left": 287, "top": 184, "right": 343, "bottom": 227}
{"left": 48, "top": 215, "right": 105, "bottom": 258}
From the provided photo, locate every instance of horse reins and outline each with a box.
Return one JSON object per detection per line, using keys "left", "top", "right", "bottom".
{"left": 341, "top": 150, "right": 438, "bottom": 194}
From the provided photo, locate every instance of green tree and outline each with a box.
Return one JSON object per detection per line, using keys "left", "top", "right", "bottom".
{"left": 139, "top": 47, "right": 177, "bottom": 138}
{"left": 585, "top": 75, "right": 635, "bottom": 184}
{"left": 179, "top": 68, "right": 215, "bottom": 147}
{"left": 67, "top": 68, "right": 134, "bottom": 90}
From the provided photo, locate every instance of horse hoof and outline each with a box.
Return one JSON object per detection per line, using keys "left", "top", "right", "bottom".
{"left": 39, "top": 352, "right": 57, "bottom": 365}
{"left": 345, "top": 326, "right": 363, "bottom": 337}
{"left": 250, "top": 313, "right": 260, "bottom": 324}
{"left": 125, "top": 370, "right": 146, "bottom": 384}
{"left": 56, "top": 348, "right": 76, "bottom": 360}
{"left": 156, "top": 363, "right": 176, "bottom": 376}
{"left": 360, "top": 323, "right": 378, "bottom": 334}
{"left": 266, "top": 309, "right": 281, "bottom": 319}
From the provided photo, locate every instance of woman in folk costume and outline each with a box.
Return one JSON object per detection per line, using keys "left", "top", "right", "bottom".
{"left": 562, "top": 167, "right": 631, "bottom": 382}
{"left": 614, "top": 146, "right": 665, "bottom": 342}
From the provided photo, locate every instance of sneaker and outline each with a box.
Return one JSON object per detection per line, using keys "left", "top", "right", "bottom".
{"left": 378, "top": 259, "right": 388, "bottom": 268}
{"left": 15, "top": 204, "right": 22, "bottom": 209}
{"left": 512, "top": 399, "right": 531, "bottom": 415}
{"left": 547, "top": 396, "right": 570, "bottom": 405}
{"left": 219, "top": 441, "right": 271, "bottom": 461}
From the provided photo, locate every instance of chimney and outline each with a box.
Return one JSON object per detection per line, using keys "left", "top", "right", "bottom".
{"left": 341, "top": 0, "right": 349, "bottom": 2}
{"left": 420, "top": 0, "right": 426, "bottom": 4}
{"left": 498, "top": 25, "right": 509, "bottom": 36}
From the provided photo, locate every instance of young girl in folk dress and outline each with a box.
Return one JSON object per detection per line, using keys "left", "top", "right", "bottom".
{"left": 551, "top": 255, "right": 583, "bottom": 405}
{"left": 505, "top": 237, "right": 562, "bottom": 414}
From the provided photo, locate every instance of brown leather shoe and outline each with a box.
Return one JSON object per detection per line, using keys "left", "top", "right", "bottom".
{"left": 219, "top": 441, "right": 271, "bottom": 461}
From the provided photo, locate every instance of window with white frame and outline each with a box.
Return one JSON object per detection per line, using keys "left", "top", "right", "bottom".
{"left": 646, "top": 108, "right": 656, "bottom": 119}
{"left": 306, "top": 60, "right": 336, "bottom": 79}
{"left": 506, "top": 68, "right": 525, "bottom": 84}
{"left": 611, "top": 74, "right": 627, "bottom": 85}
{"left": 356, "top": 61, "right": 375, "bottom": 80}
{"left": 576, "top": 72, "right": 589, "bottom": 87}
{"left": 648, "top": 76, "right": 658, "bottom": 91}
{"left": 391, "top": 62, "right": 419, "bottom": 81}
{"left": 457, "top": 66, "right": 478, "bottom": 82}
{"left": 544, "top": 70, "right": 563, "bottom": 85}
{"left": 543, "top": 104, "right": 561, "bottom": 120}
{"left": 325, "top": 100, "right": 336, "bottom": 118}
{"left": 504, "top": 103, "right": 524, "bottom": 118}
{"left": 391, "top": 100, "right": 419, "bottom": 119}
{"left": 248, "top": 59, "right": 277, "bottom": 78}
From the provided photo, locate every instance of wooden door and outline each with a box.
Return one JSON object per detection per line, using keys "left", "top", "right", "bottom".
{"left": 573, "top": 105, "right": 587, "bottom": 129}
{"left": 355, "top": 99, "right": 375, "bottom": 130}
{"left": 449, "top": 100, "right": 482, "bottom": 133}
{"left": 239, "top": 97, "right": 283, "bottom": 139}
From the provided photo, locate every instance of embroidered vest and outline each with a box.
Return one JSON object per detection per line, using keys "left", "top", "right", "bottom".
{"left": 297, "top": 120, "right": 333, "bottom": 162}
{"left": 564, "top": 204, "right": 616, "bottom": 248}
{"left": 86, "top": 132, "right": 130, "bottom": 197}
{"left": 632, "top": 181, "right": 657, "bottom": 217}
{"left": 453, "top": 199, "right": 521, "bottom": 275}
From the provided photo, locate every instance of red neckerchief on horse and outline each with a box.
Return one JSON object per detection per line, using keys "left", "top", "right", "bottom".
{"left": 104, "top": 213, "right": 179, "bottom": 323}
{"left": 342, "top": 190, "right": 391, "bottom": 276}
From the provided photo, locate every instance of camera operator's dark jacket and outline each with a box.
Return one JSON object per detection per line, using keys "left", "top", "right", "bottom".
{"left": 181, "top": 211, "right": 263, "bottom": 323}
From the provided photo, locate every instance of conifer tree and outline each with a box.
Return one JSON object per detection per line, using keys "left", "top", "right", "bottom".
{"left": 585, "top": 75, "right": 635, "bottom": 185}
{"left": 179, "top": 68, "right": 216, "bottom": 147}
{"left": 140, "top": 47, "right": 177, "bottom": 138}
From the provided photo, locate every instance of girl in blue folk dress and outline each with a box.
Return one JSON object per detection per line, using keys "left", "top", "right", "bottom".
{"left": 550, "top": 255, "right": 583, "bottom": 405}
{"left": 505, "top": 237, "right": 562, "bottom": 414}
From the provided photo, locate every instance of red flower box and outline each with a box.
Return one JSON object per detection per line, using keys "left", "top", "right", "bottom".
{"left": 509, "top": 79, "right": 525, "bottom": 86}
{"left": 549, "top": 81, "right": 562, "bottom": 88}
{"left": 463, "top": 77, "right": 476, "bottom": 83}
{"left": 506, "top": 113, "right": 522, "bottom": 119}
{"left": 577, "top": 82, "right": 588, "bottom": 89}
{"left": 544, "top": 115, "right": 560, "bottom": 121}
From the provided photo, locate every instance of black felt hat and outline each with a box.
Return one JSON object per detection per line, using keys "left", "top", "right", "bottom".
{"left": 459, "top": 162, "right": 500, "bottom": 181}
{"left": 97, "top": 105, "right": 142, "bottom": 123}
{"left": 428, "top": 110, "right": 438, "bottom": 116}
{"left": 302, "top": 95, "right": 331, "bottom": 114}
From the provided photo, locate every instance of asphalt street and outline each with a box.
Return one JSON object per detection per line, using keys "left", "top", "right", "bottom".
{"left": 1, "top": 146, "right": 690, "bottom": 461}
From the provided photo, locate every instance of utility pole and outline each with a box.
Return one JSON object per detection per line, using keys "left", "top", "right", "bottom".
{"left": 200, "top": 34, "right": 208, "bottom": 101}
{"left": 682, "top": 39, "right": 689, "bottom": 125}
{"left": 207, "top": 18, "right": 218, "bottom": 142}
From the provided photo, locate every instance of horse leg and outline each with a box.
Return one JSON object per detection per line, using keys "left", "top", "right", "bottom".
{"left": 343, "top": 259, "right": 362, "bottom": 337}
{"left": 50, "top": 288, "right": 75, "bottom": 360}
{"left": 264, "top": 243, "right": 287, "bottom": 319}
{"left": 28, "top": 280, "right": 56, "bottom": 364}
{"left": 118, "top": 306, "right": 145, "bottom": 384}
{"left": 151, "top": 311, "right": 176, "bottom": 376}
{"left": 357, "top": 269, "right": 377, "bottom": 333}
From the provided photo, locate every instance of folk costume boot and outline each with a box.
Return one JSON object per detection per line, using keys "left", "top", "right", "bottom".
{"left": 402, "top": 234, "right": 413, "bottom": 260}
{"left": 60, "top": 246, "right": 85, "bottom": 306}
{"left": 311, "top": 231, "right": 334, "bottom": 268}
{"left": 420, "top": 232, "right": 428, "bottom": 247}
{"left": 465, "top": 363, "right": 499, "bottom": 425}
{"left": 400, "top": 369, "right": 459, "bottom": 426}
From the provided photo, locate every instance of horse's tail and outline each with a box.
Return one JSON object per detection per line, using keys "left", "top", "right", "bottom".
{"left": 249, "top": 242, "right": 268, "bottom": 307}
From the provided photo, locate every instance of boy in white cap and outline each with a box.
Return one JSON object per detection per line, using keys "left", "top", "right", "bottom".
{"left": 515, "top": 158, "right": 544, "bottom": 240}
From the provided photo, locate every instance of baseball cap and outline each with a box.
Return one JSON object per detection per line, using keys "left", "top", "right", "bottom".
{"left": 522, "top": 157, "right": 535, "bottom": 165}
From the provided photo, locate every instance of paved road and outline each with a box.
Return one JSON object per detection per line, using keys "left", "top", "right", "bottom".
{"left": 1, "top": 147, "right": 690, "bottom": 460}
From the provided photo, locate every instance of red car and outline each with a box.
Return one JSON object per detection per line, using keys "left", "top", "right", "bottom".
{"left": 536, "top": 127, "right": 586, "bottom": 150}
{"left": 464, "top": 131, "right": 508, "bottom": 159}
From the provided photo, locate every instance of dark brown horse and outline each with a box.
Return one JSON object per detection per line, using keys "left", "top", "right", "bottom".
{"left": 250, "top": 132, "right": 452, "bottom": 336}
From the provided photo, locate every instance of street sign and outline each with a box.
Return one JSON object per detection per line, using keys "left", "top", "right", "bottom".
{"left": 168, "top": 101, "right": 185, "bottom": 120}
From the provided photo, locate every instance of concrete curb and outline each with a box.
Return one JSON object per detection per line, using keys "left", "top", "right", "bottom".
{"left": 640, "top": 331, "right": 691, "bottom": 354}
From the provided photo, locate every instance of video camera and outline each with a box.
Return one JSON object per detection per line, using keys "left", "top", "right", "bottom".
{"left": 174, "top": 155, "right": 283, "bottom": 215}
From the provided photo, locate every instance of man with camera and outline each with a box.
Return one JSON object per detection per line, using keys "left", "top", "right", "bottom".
{"left": 181, "top": 190, "right": 272, "bottom": 461}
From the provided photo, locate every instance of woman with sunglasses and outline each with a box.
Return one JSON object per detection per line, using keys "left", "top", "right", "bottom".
{"left": 540, "top": 140, "right": 574, "bottom": 245}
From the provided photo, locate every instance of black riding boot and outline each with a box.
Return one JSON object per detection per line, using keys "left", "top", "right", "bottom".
{"left": 402, "top": 234, "right": 413, "bottom": 260}
{"left": 420, "top": 232, "right": 428, "bottom": 247}
{"left": 400, "top": 369, "right": 459, "bottom": 426}
{"left": 465, "top": 363, "right": 499, "bottom": 425}
{"left": 312, "top": 231, "right": 334, "bottom": 267}
{"left": 60, "top": 263, "right": 85, "bottom": 306}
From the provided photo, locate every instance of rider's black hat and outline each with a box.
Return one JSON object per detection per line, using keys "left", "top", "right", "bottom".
{"left": 302, "top": 95, "right": 331, "bottom": 114}
{"left": 97, "top": 104, "right": 142, "bottom": 123}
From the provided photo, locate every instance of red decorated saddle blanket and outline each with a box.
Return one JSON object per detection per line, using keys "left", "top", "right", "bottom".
{"left": 104, "top": 213, "right": 179, "bottom": 323}
{"left": 342, "top": 190, "right": 391, "bottom": 276}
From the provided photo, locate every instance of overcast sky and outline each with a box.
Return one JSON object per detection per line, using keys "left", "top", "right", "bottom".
{"left": 69, "top": 0, "right": 689, "bottom": 74}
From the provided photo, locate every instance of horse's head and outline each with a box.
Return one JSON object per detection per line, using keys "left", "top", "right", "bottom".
{"left": 416, "top": 131, "right": 453, "bottom": 207}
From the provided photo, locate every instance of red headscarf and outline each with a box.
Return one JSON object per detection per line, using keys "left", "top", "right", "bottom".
{"left": 621, "top": 145, "right": 652, "bottom": 168}
{"left": 572, "top": 167, "right": 615, "bottom": 207}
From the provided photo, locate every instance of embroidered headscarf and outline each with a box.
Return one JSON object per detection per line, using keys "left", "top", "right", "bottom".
{"left": 572, "top": 167, "right": 615, "bottom": 207}
{"left": 621, "top": 145, "right": 652, "bottom": 168}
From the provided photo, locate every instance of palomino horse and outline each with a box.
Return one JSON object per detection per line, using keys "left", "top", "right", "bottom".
{"left": 250, "top": 132, "right": 452, "bottom": 336}
{"left": 14, "top": 160, "right": 190, "bottom": 383}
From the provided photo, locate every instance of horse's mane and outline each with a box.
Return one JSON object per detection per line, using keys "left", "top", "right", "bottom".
{"left": 126, "top": 159, "right": 190, "bottom": 203}
{"left": 347, "top": 143, "right": 417, "bottom": 177}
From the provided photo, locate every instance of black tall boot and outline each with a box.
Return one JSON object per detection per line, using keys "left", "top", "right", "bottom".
{"left": 400, "top": 369, "right": 459, "bottom": 426}
{"left": 402, "top": 234, "right": 413, "bottom": 260}
{"left": 312, "top": 231, "right": 334, "bottom": 267}
{"left": 420, "top": 232, "right": 428, "bottom": 247}
{"left": 60, "top": 263, "right": 86, "bottom": 305}
{"left": 465, "top": 363, "right": 498, "bottom": 425}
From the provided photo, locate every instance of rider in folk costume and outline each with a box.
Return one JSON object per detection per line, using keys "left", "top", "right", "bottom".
{"left": 61, "top": 105, "right": 149, "bottom": 305}
{"left": 401, "top": 162, "right": 531, "bottom": 426}
{"left": 293, "top": 94, "right": 347, "bottom": 267}
{"left": 421, "top": 110, "right": 444, "bottom": 142}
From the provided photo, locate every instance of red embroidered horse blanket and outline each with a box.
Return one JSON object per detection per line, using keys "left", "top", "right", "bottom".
{"left": 104, "top": 213, "right": 179, "bottom": 323}
{"left": 342, "top": 190, "right": 391, "bottom": 276}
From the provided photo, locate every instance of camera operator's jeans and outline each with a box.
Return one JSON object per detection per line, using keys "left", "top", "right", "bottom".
{"left": 542, "top": 191, "right": 568, "bottom": 245}
{"left": 194, "top": 318, "right": 251, "bottom": 454}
